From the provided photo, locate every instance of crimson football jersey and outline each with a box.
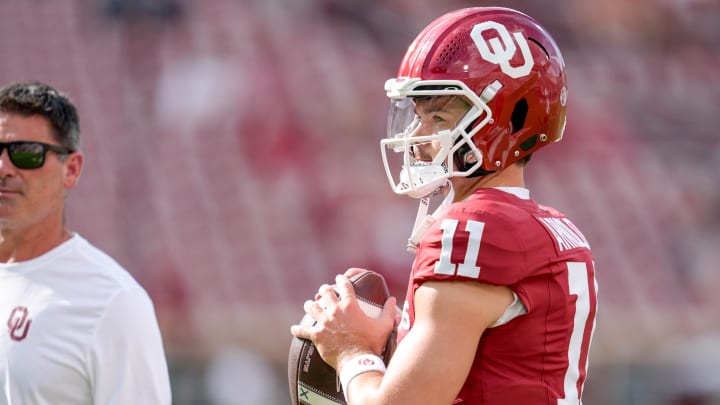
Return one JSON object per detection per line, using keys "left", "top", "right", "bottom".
{"left": 398, "top": 188, "right": 597, "bottom": 404}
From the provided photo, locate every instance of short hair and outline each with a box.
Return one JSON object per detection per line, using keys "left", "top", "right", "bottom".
{"left": 518, "top": 154, "right": 532, "bottom": 166}
{"left": 0, "top": 81, "right": 80, "bottom": 151}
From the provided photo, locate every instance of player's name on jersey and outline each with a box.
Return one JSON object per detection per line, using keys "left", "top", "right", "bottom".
{"left": 536, "top": 217, "right": 590, "bottom": 252}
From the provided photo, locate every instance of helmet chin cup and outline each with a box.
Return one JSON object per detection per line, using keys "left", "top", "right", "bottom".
{"left": 395, "top": 164, "right": 448, "bottom": 198}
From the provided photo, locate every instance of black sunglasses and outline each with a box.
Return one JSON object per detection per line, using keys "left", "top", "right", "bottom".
{"left": 0, "top": 141, "right": 74, "bottom": 169}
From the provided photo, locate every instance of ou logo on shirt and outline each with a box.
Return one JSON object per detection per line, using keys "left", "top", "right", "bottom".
{"left": 470, "top": 21, "right": 534, "bottom": 78}
{"left": 7, "top": 306, "right": 32, "bottom": 341}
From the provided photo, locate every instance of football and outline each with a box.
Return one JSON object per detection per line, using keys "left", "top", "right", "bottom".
{"left": 288, "top": 271, "right": 397, "bottom": 405}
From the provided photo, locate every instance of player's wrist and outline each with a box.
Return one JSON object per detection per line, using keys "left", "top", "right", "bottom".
{"left": 339, "top": 353, "right": 386, "bottom": 402}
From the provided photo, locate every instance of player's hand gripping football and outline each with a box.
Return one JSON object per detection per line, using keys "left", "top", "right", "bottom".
{"left": 290, "top": 272, "right": 397, "bottom": 370}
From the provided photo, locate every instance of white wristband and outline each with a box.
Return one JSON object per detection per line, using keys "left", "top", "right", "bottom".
{"left": 339, "top": 354, "right": 386, "bottom": 401}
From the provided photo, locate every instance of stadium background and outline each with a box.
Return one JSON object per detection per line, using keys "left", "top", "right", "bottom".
{"left": 1, "top": 0, "right": 718, "bottom": 403}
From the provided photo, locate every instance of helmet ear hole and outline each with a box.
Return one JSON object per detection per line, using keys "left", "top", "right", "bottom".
{"left": 510, "top": 98, "right": 528, "bottom": 134}
{"left": 520, "top": 135, "right": 538, "bottom": 151}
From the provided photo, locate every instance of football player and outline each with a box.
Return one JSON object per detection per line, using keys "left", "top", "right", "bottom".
{"left": 292, "top": 7, "right": 598, "bottom": 404}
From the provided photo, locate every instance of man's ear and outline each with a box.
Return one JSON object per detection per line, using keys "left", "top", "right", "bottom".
{"left": 63, "top": 151, "right": 83, "bottom": 189}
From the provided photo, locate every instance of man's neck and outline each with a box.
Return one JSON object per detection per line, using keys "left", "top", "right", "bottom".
{"left": 0, "top": 226, "right": 71, "bottom": 263}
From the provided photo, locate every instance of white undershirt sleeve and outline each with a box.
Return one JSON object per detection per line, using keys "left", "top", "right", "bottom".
{"left": 489, "top": 292, "right": 528, "bottom": 328}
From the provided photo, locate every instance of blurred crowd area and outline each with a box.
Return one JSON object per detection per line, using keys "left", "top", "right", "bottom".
{"left": 1, "top": 0, "right": 719, "bottom": 403}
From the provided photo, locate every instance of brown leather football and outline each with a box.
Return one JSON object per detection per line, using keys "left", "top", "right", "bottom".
{"left": 288, "top": 271, "right": 397, "bottom": 405}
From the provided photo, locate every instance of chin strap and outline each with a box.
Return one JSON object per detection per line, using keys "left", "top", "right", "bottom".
{"left": 407, "top": 182, "right": 454, "bottom": 252}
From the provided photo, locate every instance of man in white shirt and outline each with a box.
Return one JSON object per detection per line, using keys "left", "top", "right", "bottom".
{"left": 0, "top": 81, "right": 171, "bottom": 404}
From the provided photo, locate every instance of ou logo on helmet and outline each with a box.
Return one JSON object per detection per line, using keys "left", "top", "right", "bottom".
{"left": 470, "top": 21, "right": 534, "bottom": 79}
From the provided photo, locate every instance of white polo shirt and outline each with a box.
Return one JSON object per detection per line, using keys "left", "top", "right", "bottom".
{"left": 0, "top": 234, "right": 171, "bottom": 405}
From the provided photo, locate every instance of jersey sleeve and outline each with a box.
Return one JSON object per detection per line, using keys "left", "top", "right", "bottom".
{"left": 87, "top": 288, "right": 172, "bottom": 404}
